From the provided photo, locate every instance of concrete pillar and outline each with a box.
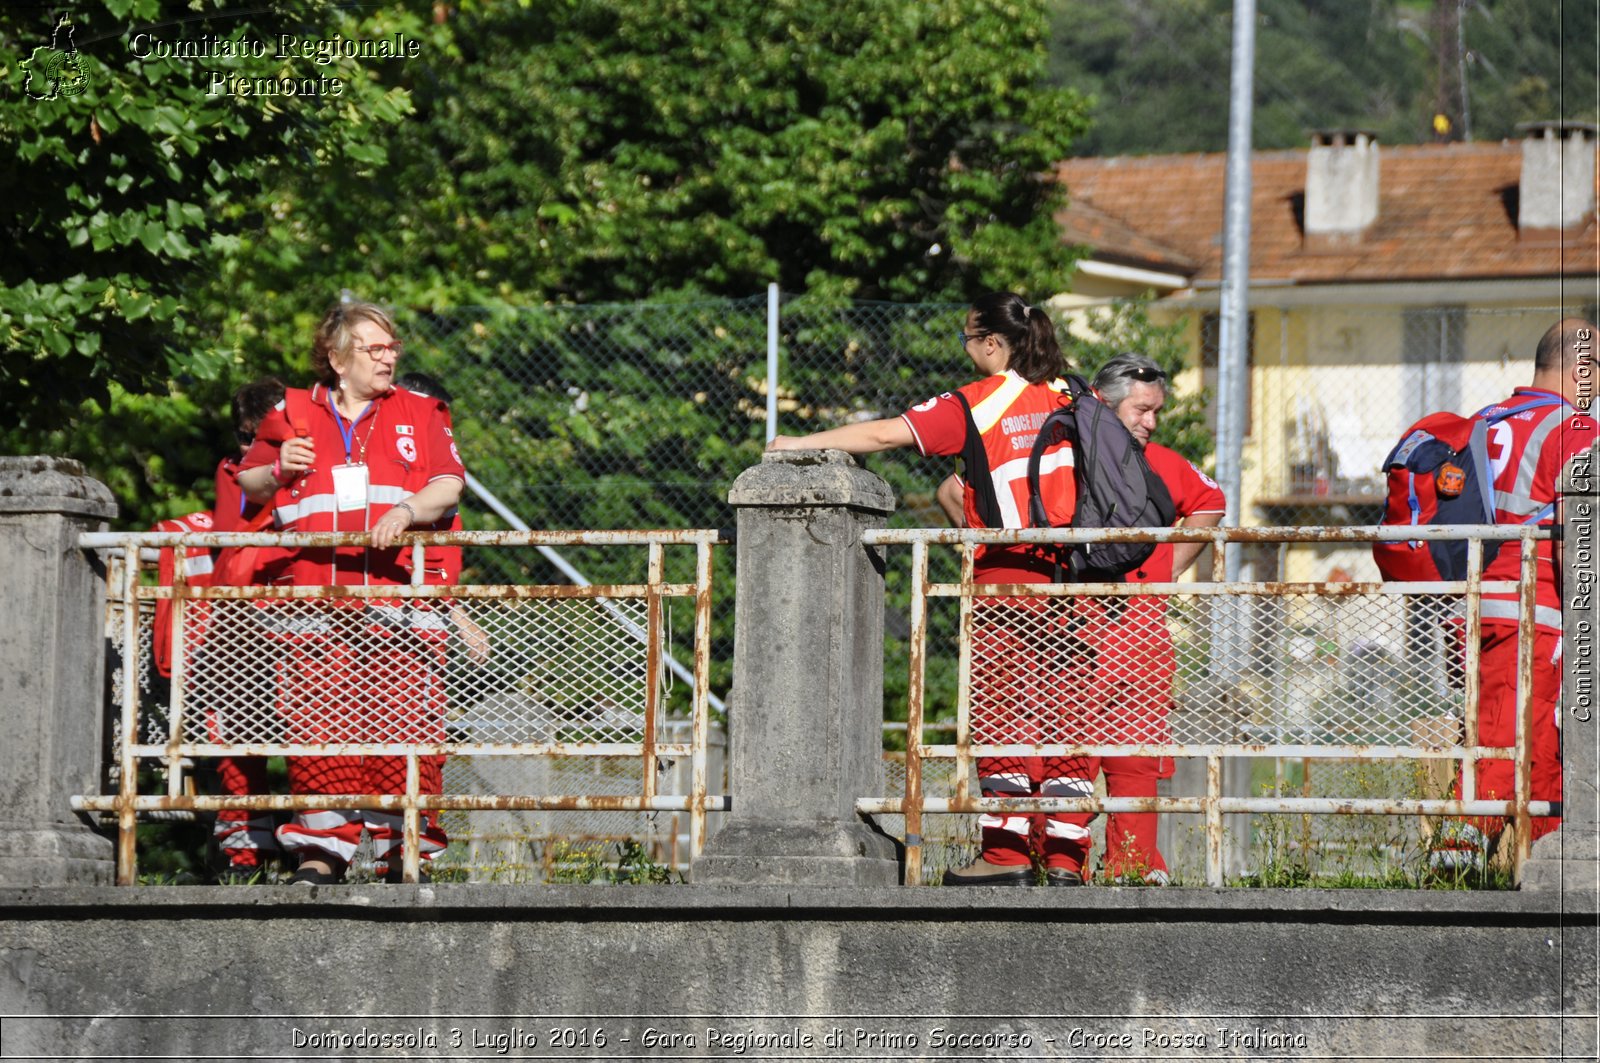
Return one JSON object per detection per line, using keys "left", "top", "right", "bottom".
{"left": 0, "top": 457, "right": 117, "bottom": 885}
{"left": 693, "top": 451, "right": 899, "bottom": 886}
{"left": 1524, "top": 443, "right": 1598, "bottom": 891}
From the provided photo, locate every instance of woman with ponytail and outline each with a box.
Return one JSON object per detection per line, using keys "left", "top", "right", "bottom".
{"left": 769, "top": 291, "right": 1095, "bottom": 887}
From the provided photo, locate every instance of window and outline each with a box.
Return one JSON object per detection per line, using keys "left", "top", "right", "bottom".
{"left": 1400, "top": 306, "right": 1466, "bottom": 425}
{"left": 1200, "top": 310, "right": 1255, "bottom": 437}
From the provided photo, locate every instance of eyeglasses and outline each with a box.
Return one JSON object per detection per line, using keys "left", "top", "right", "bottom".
{"left": 956, "top": 330, "right": 989, "bottom": 346}
{"left": 1124, "top": 366, "right": 1166, "bottom": 382}
{"left": 354, "top": 341, "right": 404, "bottom": 357}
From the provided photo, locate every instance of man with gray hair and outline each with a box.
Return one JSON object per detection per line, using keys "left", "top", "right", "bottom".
{"left": 1079, "top": 354, "right": 1223, "bottom": 882}
{"left": 936, "top": 352, "right": 1224, "bottom": 882}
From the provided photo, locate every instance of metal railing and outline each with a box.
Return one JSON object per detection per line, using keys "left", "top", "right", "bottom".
{"left": 860, "top": 524, "right": 1551, "bottom": 887}
{"left": 77, "top": 529, "right": 726, "bottom": 885}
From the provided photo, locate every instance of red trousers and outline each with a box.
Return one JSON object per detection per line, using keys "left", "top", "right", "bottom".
{"left": 1455, "top": 623, "right": 1563, "bottom": 841}
{"left": 971, "top": 597, "right": 1109, "bottom": 872}
{"left": 271, "top": 617, "right": 449, "bottom": 864}
{"left": 1053, "top": 595, "right": 1178, "bottom": 878}
{"left": 213, "top": 758, "right": 276, "bottom": 863}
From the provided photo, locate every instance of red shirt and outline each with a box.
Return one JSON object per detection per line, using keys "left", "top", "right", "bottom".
{"left": 240, "top": 384, "right": 464, "bottom": 587}
{"left": 1479, "top": 387, "right": 1596, "bottom": 631}
{"left": 901, "top": 371, "right": 1076, "bottom": 582}
{"left": 1128, "top": 443, "right": 1226, "bottom": 583}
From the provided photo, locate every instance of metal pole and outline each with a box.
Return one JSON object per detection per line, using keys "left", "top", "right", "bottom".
{"left": 1211, "top": 0, "right": 1257, "bottom": 879}
{"left": 766, "top": 283, "right": 780, "bottom": 443}
{"left": 1217, "top": 0, "right": 1256, "bottom": 581}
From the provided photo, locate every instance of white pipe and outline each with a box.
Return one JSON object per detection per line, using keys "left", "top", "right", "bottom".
{"left": 766, "top": 282, "right": 780, "bottom": 443}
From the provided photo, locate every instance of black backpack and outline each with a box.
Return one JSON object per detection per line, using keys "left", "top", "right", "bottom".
{"left": 953, "top": 375, "right": 1176, "bottom": 580}
{"left": 1026, "top": 374, "right": 1176, "bottom": 580}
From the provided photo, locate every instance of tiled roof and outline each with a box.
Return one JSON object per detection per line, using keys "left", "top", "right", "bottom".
{"left": 1054, "top": 141, "right": 1599, "bottom": 285}
{"left": 1056, "top": 197, "right": 1197, "bottom": 274}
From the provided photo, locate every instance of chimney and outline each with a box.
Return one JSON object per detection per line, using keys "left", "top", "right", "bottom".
{"left": 1518, "top": 121, "right": 1598, "bottom": 232}
{"left": 1304, "top": 130, "right": 1380, "bottom": 237}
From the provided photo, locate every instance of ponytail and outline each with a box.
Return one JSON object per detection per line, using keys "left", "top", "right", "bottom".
{"left": 970, "top": 291, "right": 1067, "bottom": 384}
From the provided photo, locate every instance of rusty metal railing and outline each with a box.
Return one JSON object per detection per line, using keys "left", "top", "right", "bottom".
{"left": 77, "top": 529, "right": 727, "bottom": 885}
{"left": 859, "top": 524, "right": 1551, "bottom": 887}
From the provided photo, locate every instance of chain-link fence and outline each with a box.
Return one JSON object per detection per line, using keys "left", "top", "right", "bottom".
{"left": 400, "top": 297, "right": 1571, "bottom": 579}
{"left": 402, "top": 298, "right": 1572, "bottom": 513}
{"left": 1200, "top": 303, "right": 1580, "bottom": 531}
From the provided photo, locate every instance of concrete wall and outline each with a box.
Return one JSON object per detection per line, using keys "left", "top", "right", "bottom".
{"left": 1, "top": 886, "right": 1594, "bottom": 1060}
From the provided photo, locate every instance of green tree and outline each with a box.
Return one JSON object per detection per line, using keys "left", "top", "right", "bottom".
{"left": 13, "top": 0, "right": 1092, "bottom": 529}
{"left": 1462, "top": 0, "right": 1599, "bottom": 139}
{"left": 0, "top": 1, "right": 413, "bottom": 434}
{"left": 1046, "top": 0, "right": 1596, "bottom": 156}
{"left": 215, "top": 0, "right": 1091, "bottom": 314}
{"left": 1, "top": 0, "right": 418, "bottom": 519}
{"left": 1048, "top": 0, "right": 1429, "bottom": 155}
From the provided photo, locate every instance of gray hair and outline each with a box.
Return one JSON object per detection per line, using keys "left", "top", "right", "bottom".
{"left": 1092, "top": 353, "right": 1168, "bottom": 409}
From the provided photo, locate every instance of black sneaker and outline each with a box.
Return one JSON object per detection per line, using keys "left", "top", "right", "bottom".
{"left": 942, "top": 858, "right": 1034, "bottom": 887}
{"left": 288, "top": 866, "right": 345, "bottom": 886}
{"left": 1044, "top": 868, "right": 1085, "bottom": 887}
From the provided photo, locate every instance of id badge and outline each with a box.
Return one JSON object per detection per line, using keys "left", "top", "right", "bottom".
{"left": 331, "top": 463, "right": 369, "bottom": 512}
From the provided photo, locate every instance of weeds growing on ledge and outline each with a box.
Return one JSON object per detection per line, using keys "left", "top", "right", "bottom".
{"left": 547, "top": 840, "right": 679, "bottom": 885}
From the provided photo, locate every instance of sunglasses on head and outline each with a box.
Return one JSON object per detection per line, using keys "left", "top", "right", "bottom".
{"left": 1125, "top": 366, "right": 1166, "bottom": 382}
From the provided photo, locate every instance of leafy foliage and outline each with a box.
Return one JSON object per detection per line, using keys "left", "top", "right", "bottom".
{"left": 7, "top": 0, "right": 1096, "bottom": 530}
{"left": 0, "top": 0, "right": 414, "bottom": 442}
{"left": 359, "top": 0, "right": 1090, "bottom": 303}
{"left": 1047, "top": 0, "right": 1595, "bottom": 156}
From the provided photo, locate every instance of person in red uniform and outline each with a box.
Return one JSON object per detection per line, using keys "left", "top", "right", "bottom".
{"left": 238, "top": 301, "right": 465, "bottom": 885}
{"left": 770, "top": 291, "right": 1086, "bottom": 886}
{"left": 392, "top": 372, "right": 492, "bottom": 672}
{"left": 1433, "top": 317, "right": 1597, "bottom": 870}
{"left": 935, "top": 352, "right": 1223, "bottom": 883}
{"left": 1060, "top": 354, "right": 1222, "bottom": 883}
{"left": 207, "top": 377, "right": 287, "bottom": 881}
{"left": 149, "top": 512, "right": 218, "bottom": 682}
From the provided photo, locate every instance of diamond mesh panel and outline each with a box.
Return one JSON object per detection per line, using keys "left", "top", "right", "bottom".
{"left": 177, "top": 597, "right": 656, "bottom": 746}
{"left": 965, "top": 590, "right": 1468, "bottom": 750}
{"left": 436, "top": 732, "right": 726, "bottom": 882}
{"left": 879, "top": 755, "right": 979, "bottom": 886}
{"left": 1170, "top": 591, "right": 1467, "bottom": 746}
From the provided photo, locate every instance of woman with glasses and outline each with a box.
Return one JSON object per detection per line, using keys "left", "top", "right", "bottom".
{"left": 769, "top": 291, "right": 1096, "bottom": 886}
{"left": 237, "top": 301, "right": 465, "bottom": 884}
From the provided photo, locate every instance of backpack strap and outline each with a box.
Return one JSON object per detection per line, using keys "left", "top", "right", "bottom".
{"left": 1025, "top": 406, "right": 1076, "bottom": 529}
{"left": 1476, "top": 394, "right": 1571, "bottom": 521}
{"left": 950, "top": 391, "right": 1003, "bottom": 529}
{"left": 1476, "top": 395, "right": 1569, "bottom": 423}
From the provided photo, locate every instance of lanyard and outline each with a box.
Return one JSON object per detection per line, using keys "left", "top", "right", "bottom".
{"left": 326, "top": 391, "right": 375, "bottom": 463}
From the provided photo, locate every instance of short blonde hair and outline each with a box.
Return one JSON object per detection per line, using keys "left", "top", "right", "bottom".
{"left": 310, "top": 301, "right": 398, "bottom": 386}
